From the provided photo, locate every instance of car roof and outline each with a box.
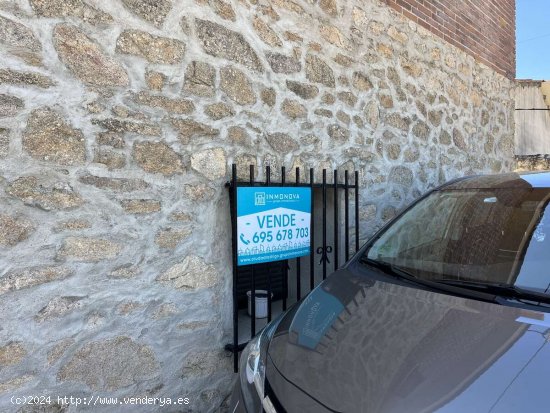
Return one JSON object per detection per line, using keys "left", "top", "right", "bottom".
{"left": 440, "top": 171, "right": 550, "bottom": 190}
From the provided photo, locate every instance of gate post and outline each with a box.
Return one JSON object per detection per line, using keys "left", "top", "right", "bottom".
{"left": 230, "top": 164, "right": 238, "bottom": 372}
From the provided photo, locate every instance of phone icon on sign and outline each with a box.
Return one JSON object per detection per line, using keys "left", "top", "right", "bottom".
{"left": 240, "top": 234, "right": 250, "bottom": 245}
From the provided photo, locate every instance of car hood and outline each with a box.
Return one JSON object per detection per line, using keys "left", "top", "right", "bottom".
{"left": 266, "top": 267, "right": 550, "bottom": 413}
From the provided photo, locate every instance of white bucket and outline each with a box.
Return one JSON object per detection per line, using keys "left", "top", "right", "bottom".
{"left": 247, "top": 290, "right": 272, "bottom": 319}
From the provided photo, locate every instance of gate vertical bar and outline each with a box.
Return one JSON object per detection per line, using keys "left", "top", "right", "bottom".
{"left": 295, "top": 167, "right": 301, "bottom": 301}
{"left": 249, "top": 165, "right": 256, "bottom": 338}
{"left": 266, "top": 165, "right": 272, "bottom": 322}
{"left": 344, "top": 170, "right": 349, "bottom": 262}
{"left": 309, "top": 168, "right": 315, "bottom": 290}
{"left": 322, "top": 169, "right": 327, "bottom": 280}
{"left": 355, "top": 170, "right": 359, "bottom": 252}
{"left": 281, "top": 166, "right": 287, "bottom": 312}
{"left": 333, "top": 169, "right": 339, "bottom": 271}
{"left": 230, "top": 164, "right": 238, "bottom": 372}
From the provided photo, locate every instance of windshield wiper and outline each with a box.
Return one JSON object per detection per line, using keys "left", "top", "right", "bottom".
{"left": 360, "top": 258, "right": 499, "bottom": 303}
{"left": 435, "top": 279, "right": 550, "bottom": 306}
{"left": 360, "top": 257, "right": 416, "bottom": 279}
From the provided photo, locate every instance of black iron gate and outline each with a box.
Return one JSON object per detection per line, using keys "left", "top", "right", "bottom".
{"left": 225, "top": 164, "right": 360, "bottom": 371}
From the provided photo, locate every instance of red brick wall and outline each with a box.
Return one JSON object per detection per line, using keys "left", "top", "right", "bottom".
{"left": 383, "top": 0, "right": 516, "bottom": 79}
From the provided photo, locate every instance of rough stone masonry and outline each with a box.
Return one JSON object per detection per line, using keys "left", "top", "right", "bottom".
{"left": 0, "top": 0, "right": 514, "bottom": 411}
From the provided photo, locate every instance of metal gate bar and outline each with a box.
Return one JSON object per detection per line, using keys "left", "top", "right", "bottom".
{"left": 266, "top": 165, "right": 272, "bottom": 323}
{"left": 309, "top": 168, "right": 315, "bottom": 291}
{"left": 281, "top": 166, "right": 287, "bottom": 312}
{"left": 225, "top": 164, "right": 360, "bottom": 372}
{"left": 230, "top": 164, "right": 239, "bottom": 372}
{"left": 249, "top": 165, "right": 256, "bottom": 339}
{"left": 296, "top": 167, "right": 301, "bottom": 301}
{"left": 334, "top": 170, "right": 339, "bottom": 270}
{"left": 345, "top": 170, "right": 349, "bottom": 262}
{"left": 355, "top": 171, "right": 360, "bottom": 251}
{"left": 322, "top": 169, "right": 327, "bottom": 280}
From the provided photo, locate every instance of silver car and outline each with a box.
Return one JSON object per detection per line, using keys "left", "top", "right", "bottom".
{"left": 230, "top": 171, "right": 550, "bottom": 413}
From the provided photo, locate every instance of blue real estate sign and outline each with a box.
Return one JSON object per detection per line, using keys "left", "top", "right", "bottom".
{"left": 237, "top": 187, "right": 311, "bottom": 266}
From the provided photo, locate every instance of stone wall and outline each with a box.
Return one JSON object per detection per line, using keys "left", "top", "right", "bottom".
{"left": 515, "top": 155, "right": 550, "bottom": 172}
{"left": 0, "top": 0, "right": 514, "bottom": 411}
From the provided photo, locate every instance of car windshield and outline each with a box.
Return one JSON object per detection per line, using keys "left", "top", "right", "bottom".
{"left": 365, "top": 186, "right": 550, "bottom": 296}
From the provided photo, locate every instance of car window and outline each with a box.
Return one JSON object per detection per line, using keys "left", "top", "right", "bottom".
{"left": 364, "top": 187, "right": 550, "bottom": 295}
{"left": 515, "top": 204, "right": 550, "bottom": 293}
